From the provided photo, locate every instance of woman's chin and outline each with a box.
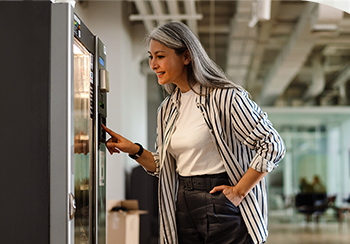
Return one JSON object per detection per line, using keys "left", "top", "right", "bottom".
{"left": 157, "top": 79, "right": 167, "bottom": 86}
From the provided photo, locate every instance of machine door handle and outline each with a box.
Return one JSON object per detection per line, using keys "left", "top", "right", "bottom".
{"left": 99, "top": 69, "right": 109, "bottom": 93}
{"left": 68, "top": 193, "right": 76, "bottom": 220}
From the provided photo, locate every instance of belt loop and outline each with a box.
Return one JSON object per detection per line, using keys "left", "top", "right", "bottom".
{"left": 186, "top": 178, "right": 193, "bottom": 191}
{"left": 206, "top": 177, "right": 211, "bottom": 192}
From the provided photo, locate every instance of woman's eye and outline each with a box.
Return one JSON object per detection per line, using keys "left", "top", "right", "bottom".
{"left": 148, "top": 56, "right": 153, "bottom": 60}
{"left": 158, "top": 56, "right": 164, "bottom": 59}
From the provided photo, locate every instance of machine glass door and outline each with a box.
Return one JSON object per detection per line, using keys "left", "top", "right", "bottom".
{"left": 73, "top": 37, "right": 93, "bottom": 244}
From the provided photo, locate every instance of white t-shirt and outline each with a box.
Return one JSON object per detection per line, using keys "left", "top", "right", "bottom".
{"left": 168, "top": 88, "right": 225, "bottom": 176}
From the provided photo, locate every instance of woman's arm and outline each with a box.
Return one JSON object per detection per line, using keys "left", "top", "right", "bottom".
{"left": 209, "top": 89, "right": 285, "bottom": 206}
{"left": 102, "top": 124, "right": 157, "bottom": 173}
{"left": 231, "top": 90, "right": 286, "bottom": 172}
{"left": 210, "top": 168, "right": 267, "bottom": 206}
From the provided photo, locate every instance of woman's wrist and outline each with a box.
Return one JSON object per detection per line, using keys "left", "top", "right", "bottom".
{"left": 235, "top": 185, "right": 248, "bottom": 199}
{"left": 235, "top": 167, "right": 268, "bottom": 200}
{"left": 128, "top": 143, "right": 144, "bottom": 160}
{"left": 129, "top": 143, "right": 141, "bottom": 155}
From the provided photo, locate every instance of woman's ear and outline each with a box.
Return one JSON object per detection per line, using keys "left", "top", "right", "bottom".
{"left": 184, "top": 49, "right": 191, "bottom": 65}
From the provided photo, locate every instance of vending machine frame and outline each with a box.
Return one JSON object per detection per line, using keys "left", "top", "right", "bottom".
{"left": 51, "top": 3, "right": 108, "bottom": 244}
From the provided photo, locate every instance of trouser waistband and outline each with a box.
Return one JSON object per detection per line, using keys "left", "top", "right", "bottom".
{"left": 178, "top": 172, "right": 230, "bottom": 192}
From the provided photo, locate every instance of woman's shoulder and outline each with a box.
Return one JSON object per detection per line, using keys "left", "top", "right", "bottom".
{"left": 209, "top": 86, "right": 248, "bottom": 100}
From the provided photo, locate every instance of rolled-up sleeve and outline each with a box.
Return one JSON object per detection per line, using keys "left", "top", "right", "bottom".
{"left": 144, "top": 152, "right": 160, "bottom": 177}
{"left": 231, "top": 90, "right": 285, "bottom": 172}
{"left": 144, "top": 103, "right": 164, "bottom": 177}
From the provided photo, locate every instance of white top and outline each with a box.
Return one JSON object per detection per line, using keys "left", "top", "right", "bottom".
{"left": 168, "top": 88, "right": 225, "bottom": 176}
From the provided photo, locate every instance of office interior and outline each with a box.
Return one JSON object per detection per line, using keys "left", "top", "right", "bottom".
{"left": 1, "top": 0, "right": 350, "bottom": 243}
{"left": 72, "top": 1, "right": 350, "bottom": 243}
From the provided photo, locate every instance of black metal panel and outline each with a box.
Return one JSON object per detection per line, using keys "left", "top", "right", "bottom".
{"left": 74, "top": 13, "right": 95, "bottom": 55}
{"left": 97, "top": 39, "right": 107, "bottom": 143}
{"left": 0, "top": 2, "right": 51, "bottom": 244}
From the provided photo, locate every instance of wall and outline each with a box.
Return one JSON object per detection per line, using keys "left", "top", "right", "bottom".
{"left": 75, "top": 1, "right": 148, "bottom": 201}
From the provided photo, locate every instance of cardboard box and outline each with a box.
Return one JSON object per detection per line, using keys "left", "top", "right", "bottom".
{"left": 107, "top": 200, "right": 148, "bottom": 244}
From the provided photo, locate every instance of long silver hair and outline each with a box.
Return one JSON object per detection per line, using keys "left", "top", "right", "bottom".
{"left": 147, "top": 21, "right": 242, "bottom": 94}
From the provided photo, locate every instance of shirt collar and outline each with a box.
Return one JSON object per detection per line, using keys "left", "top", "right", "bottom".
{"left": 170, "top": 84, "right": 204, "bottom": 105}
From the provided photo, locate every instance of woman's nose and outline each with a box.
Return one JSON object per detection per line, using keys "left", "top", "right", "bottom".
{"left": 150, "top": 59, "right": 158, "bottom": 70}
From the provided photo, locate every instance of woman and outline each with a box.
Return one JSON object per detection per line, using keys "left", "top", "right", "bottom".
{"left": 103, "top": 21, "right": 285, "bottom": 244}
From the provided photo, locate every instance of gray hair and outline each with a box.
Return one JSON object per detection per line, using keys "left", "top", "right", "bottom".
{"left": 147, "top": 21, "right": 242, "bottom": 94}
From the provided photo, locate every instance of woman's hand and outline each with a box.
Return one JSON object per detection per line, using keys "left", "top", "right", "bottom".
{"left": 101, "top": 124, "right": 157, "bottom": 172}
{"left": 101, "top": 124, "right": 138, "bottom": 155}
{"left": 210, "top": 185, "right": 245, "bottom": 207}
{"left": 209, "top": 168, "right": 268, "bottom": 207}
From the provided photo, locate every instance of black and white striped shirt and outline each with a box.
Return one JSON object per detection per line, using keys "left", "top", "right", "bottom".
{"left": 150, "top": 86, "right": 286, "bottom": 244}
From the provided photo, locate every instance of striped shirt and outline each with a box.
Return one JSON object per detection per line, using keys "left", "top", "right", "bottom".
{"left": 149, "top": 86, "right": 286, "bottom": 244}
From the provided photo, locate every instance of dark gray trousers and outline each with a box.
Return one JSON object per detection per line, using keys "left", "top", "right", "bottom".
{"left": 176, "top": 173, "right": 254, "bottom": 244}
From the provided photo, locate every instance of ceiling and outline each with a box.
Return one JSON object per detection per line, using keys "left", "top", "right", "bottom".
{"left": 128, "top": 0, "right": 350, "bottom": 107}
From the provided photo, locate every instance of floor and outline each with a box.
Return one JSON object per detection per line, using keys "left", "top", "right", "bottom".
{"left": 267, "top": 221, "right": 350, "bottom": 244}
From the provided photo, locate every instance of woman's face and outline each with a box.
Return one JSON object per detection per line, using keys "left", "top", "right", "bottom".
{"left": 148, "top": 40, "right": 190, "bottom": 92}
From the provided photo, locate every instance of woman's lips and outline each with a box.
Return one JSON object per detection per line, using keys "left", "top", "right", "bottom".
{"left": 157, "top": 72, "right": 165, "bottom": 78}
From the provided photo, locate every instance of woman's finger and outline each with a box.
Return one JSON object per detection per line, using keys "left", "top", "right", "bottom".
{"left": 106, "top": 137, "right": 117, "bottom": 145}
{"left": 101, "top": 124, "right": 118, "bottom": 138}
{"left": 105, "top": 139, "right": 118, "bottom": 154}
{"left": 106, "top": 144, "right": 120, "bottom": 155}
{"left": 209, "top": 185, "right": 227, "bottom": 194}
{"left": 111, "top": 147, "right": 120, "bottom": 154}
{"left": 105, "top": 142, "right": 114, "bottom": 155}
{"left": 106, "top": 141, "right": 118, "bottom": 148}
{"left": 101, "top": 124, "right": 133, "bottom": 154}
{"left": 106, "top": 147, "right": 113, "bottom": 155}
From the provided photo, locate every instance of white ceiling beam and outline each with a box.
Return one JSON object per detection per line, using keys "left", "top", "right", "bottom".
{"left": 333, "top": 63, "right": 350, "bottom": 88}
{"left": 338, "top": 83, "right": 348, "bottom": 105}
{"left": 166, "top": 0, "right": 179, "bottom": 16}
{"left": 249, "top": 0, "right": 271, "bottom": 28}
{"left": 246, "top": 1, "right": 282, "bottom": 95}
{"left": 149, "top": 0, "right": 166, "bottom": 26}
{"left": 257, "top": 2, "right": 319, "bottom": 106}
{"left": 209, "top": 0, "right": 216, "bottom": 60}
{"left": 132, "top": 0, "right": 154, "bottom": 32}
{"left": 226, "top": 0, "right": 257, "bottom": 87}
{"left": 129, "top": 14, "right": 203, "bottom": 21}
{"left": 317, "top": 36, "right": 350, "bottom": 45}
{"left": 246, "top": 1, "right": 280, "bottom": 93}
{"left": 183, "top": 0, "right": 198, "bottom": 35}
{"left": 322, "top": 44, "right": 350, "bottom": 56}
{"left": 303, "top": 54, "right": 325, "bottom": 100}
{"left": 245, "top": 22, "right": 271, "bottom": 92}
{"left": 198, "top": 25, "right": 230, "bottom": 34}
{"left": 311, "top": 3, "right": 344, "bottom": 31}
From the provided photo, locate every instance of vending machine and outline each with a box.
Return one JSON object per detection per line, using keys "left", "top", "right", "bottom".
{"left": 52, "top": 3, "right": 109, "bottom": 244}
{"left": 0, "top": 2, "right": 108, "bottom": 244}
